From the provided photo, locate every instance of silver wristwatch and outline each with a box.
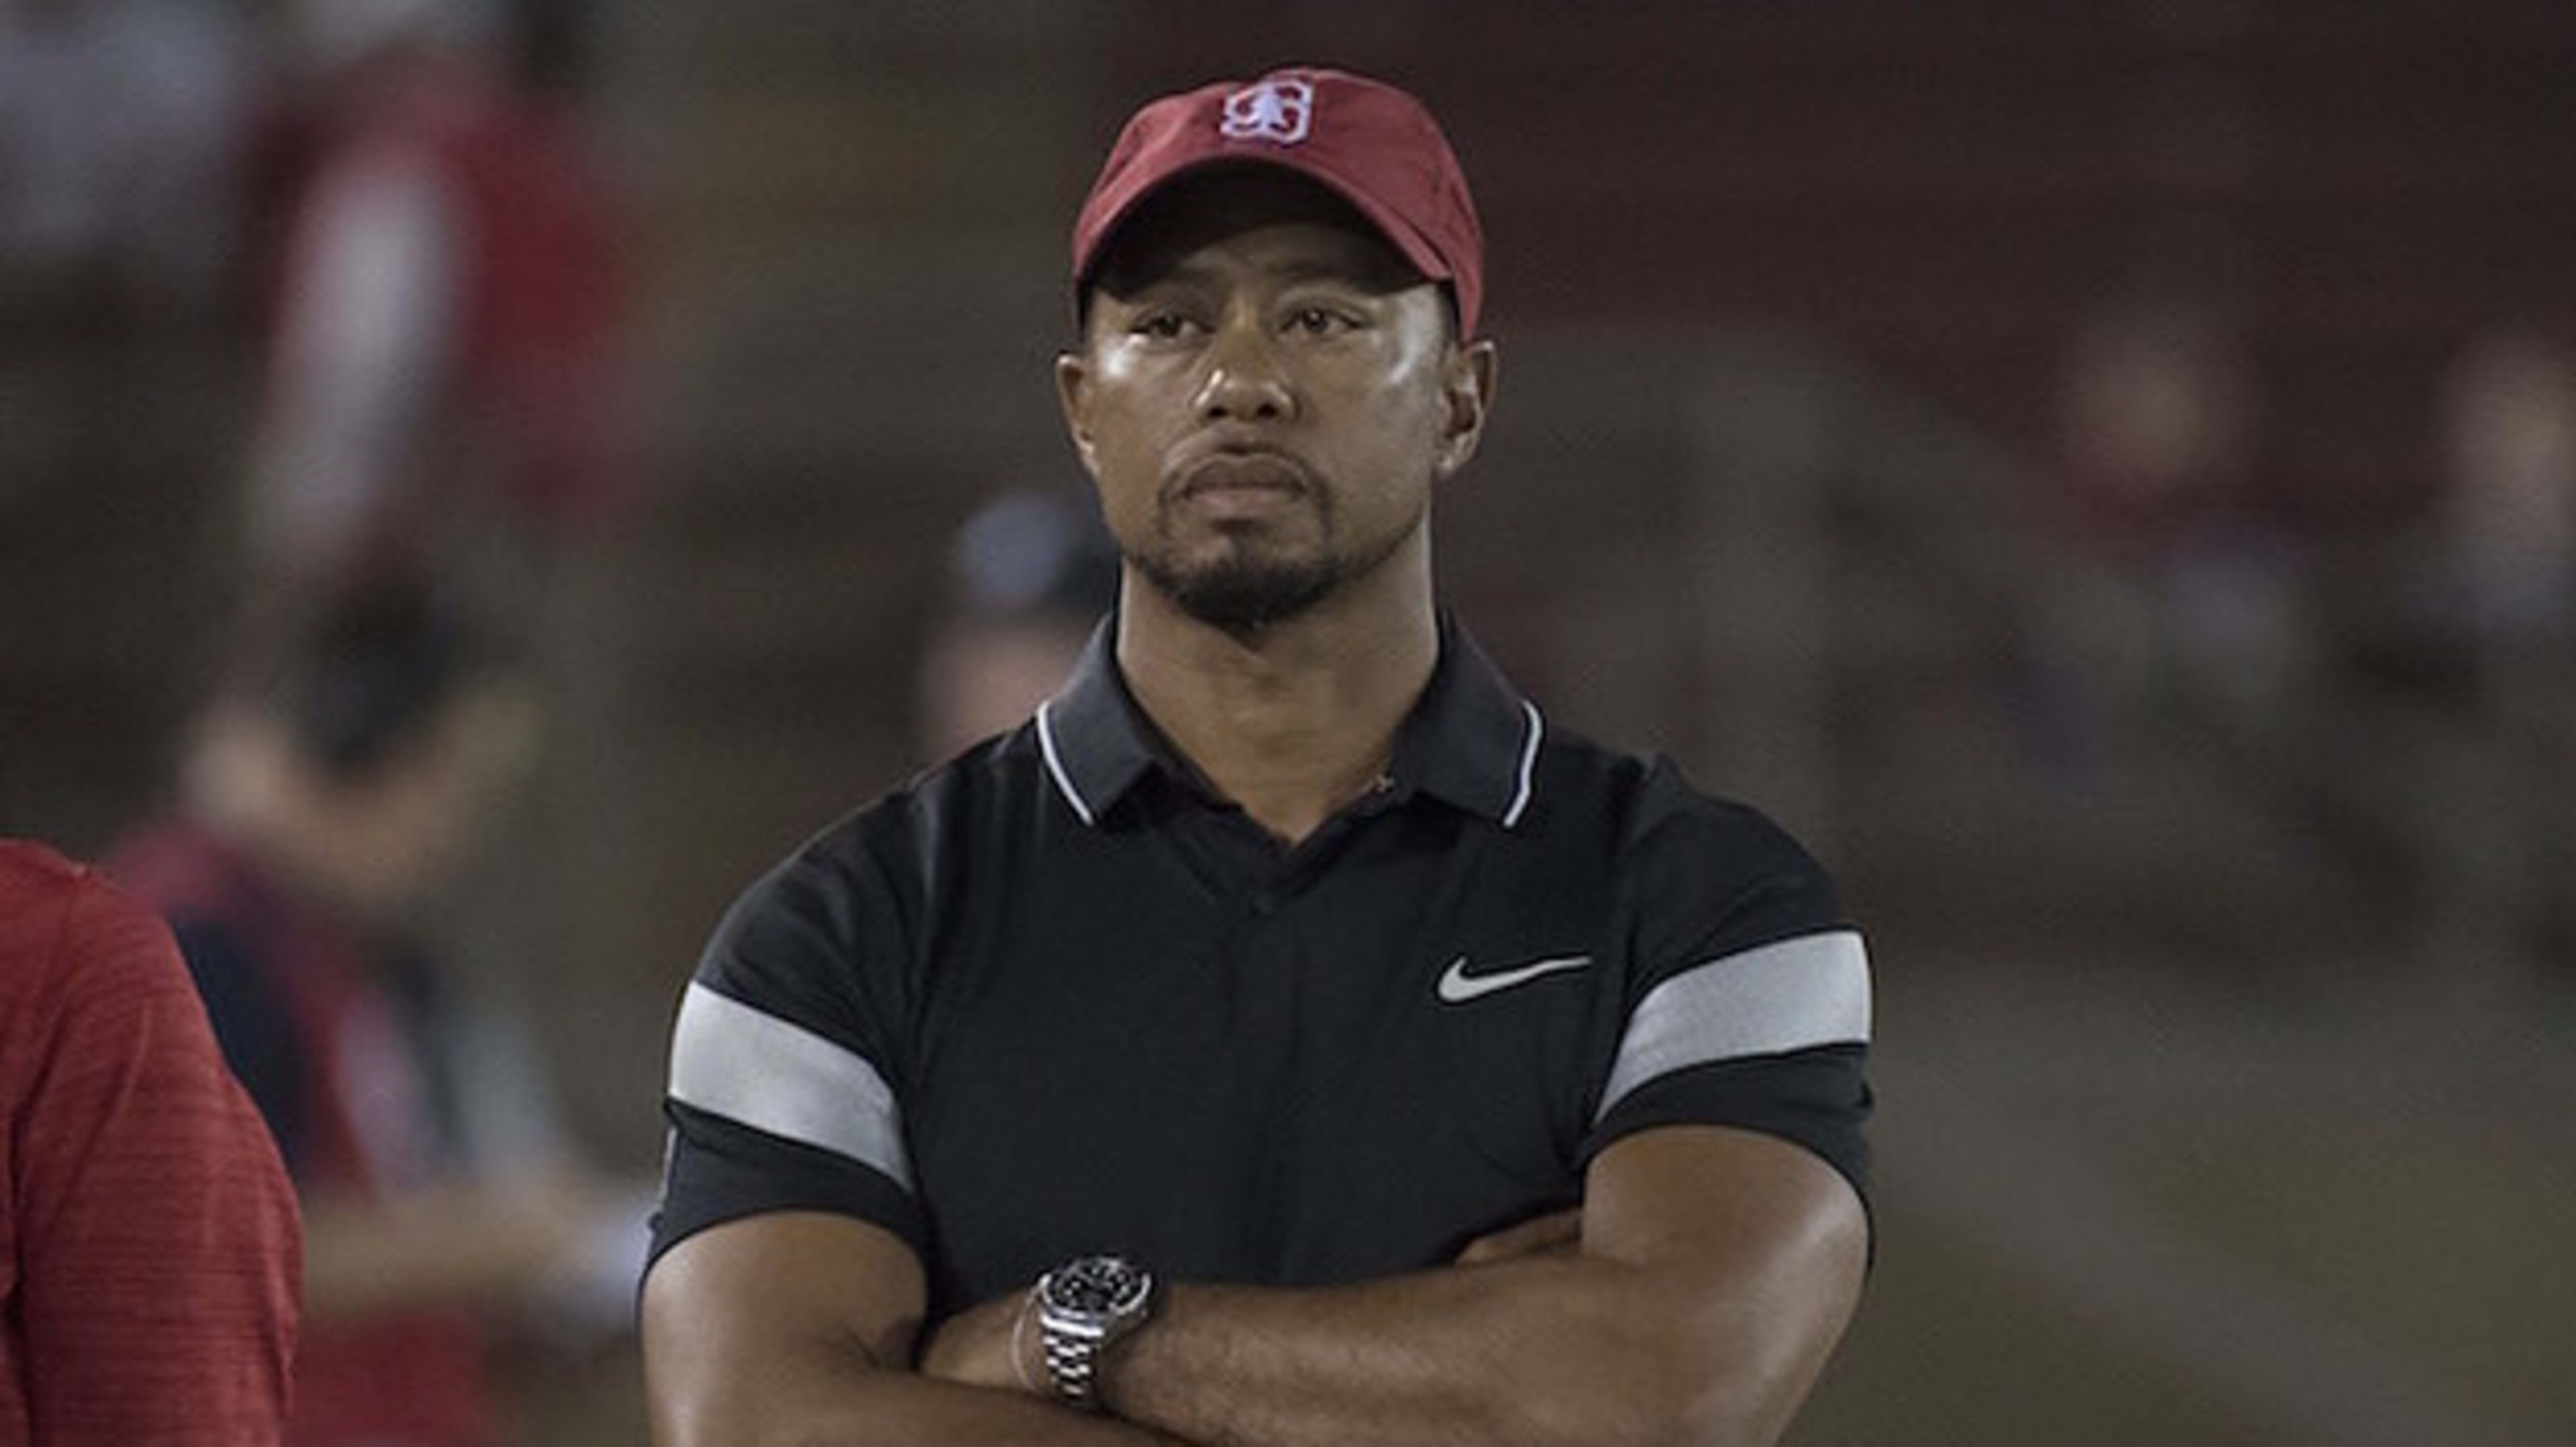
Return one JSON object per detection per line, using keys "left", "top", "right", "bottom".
{"left": 1035, "top": 1254, "right": 1156, "bottom": 1409}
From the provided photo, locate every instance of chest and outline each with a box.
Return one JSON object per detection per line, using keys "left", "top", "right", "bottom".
{"left": 899, "top": 810, "right": 1626, "bottom": 1312}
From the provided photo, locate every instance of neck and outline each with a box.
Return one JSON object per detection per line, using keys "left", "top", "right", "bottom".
{"left": 1116, "top": 544, "right": 1438, "bottom": 845}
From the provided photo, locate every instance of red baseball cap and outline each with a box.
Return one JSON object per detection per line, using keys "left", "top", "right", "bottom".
{"left": 1071, "top": 67, "right": 1486, "bottom": 338}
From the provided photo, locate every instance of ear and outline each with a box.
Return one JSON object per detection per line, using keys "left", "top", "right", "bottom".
{"left": 1055, "top": 351, "right": 1100, "bottom": 477}
{"left": 1433, "top": 338, "right": 1499, "bottom": 480}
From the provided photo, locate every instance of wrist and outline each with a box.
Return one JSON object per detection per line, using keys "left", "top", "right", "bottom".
{"left": 1034, "top": 1254, "right": 1158, "bottom": 1411}
{"left": 1010, "top": 1283, "right": 1045, "bottom": 1395}
{"left": 1085, "top": 1287, "right": 1161, "bottom": 1416}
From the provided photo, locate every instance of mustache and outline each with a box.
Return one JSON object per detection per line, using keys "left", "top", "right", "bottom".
{"left": 1163, "top": 445, "right": 1319, "bottom": 502}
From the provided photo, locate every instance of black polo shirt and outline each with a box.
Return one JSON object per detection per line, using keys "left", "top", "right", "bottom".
{"left": 651, "top": 618, "right": 1870, "bottom": 1322}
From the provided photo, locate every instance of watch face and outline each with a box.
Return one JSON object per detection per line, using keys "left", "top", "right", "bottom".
{"left": 1049, "top": 1254, "right": 1150, "bottom": 1317}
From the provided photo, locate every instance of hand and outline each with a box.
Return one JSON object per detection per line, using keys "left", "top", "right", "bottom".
{"left": 1454, "top": 1207, "right": 1583, "bottom": 1266}
{"left": 918, "top": 1285, "right": 1046, "bottom": 1395}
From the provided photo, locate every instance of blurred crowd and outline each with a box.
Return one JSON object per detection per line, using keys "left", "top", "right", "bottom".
{"left": 7, "top": 2, "right": 647, "bottom": 1444}
{"left": 5, "top": 8, "right": 1126, "bottom": 1439}
{"left": 2031, "top": 270, "right": 2573, "bottom": 992}
{"left": 2, "top": 0, "right": 622, "bottom": 578}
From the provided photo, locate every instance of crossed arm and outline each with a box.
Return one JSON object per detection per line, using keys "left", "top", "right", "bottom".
{"left": 642, "top": 1123, "right": 1868, "bottom": 1447}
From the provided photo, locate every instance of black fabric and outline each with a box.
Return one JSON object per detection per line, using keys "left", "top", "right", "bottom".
{"left": 170, "top": 918, "right": 312, "bottom": 1175}
{"left": 652, "top": 1102, "right": 929, "bottom": 1260}
{"left": 1587, "top": 1043, "right": 1873, "bottom": 1204}
{"left": 651, "top": 619, "right": 1872, "bottom": 1323}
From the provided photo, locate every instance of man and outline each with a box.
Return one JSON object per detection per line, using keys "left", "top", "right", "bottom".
{"left": 645, "top": 66, "right": 1872, "bottom": 1446}
{"left": 0, "top": 839, "right": 301, "bottom": 1443}
{"left": 111, "top": 574, "right": 642, "bottom": 1447}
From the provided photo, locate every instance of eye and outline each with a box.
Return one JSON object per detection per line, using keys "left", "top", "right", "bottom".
{"left": 1286, "top": 306, "right": 1356, "bottom": 336}
{"left": 1130, "top": 311, "right": 1196, "bottom": 340}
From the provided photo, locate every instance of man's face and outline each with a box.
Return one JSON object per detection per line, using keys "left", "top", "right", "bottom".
{"left": 1059, "top": 171, "right": 1492, "bottom": 635}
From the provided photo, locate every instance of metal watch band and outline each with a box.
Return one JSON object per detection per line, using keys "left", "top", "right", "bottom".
{"left": 1040, "top": 1316, "right": 1110, "bottom": 1408}
{"left": 1036, "top": 1255, "right": 1152, "bottom": 1411}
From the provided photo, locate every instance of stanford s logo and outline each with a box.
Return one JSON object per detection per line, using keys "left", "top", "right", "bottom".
{"left": 1221, "top": 78, "right": 1315, "bottom": 144}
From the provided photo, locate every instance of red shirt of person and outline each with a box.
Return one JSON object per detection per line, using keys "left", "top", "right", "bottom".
{"left": 0, "top": 840, "right": 302, "bottom": 1444}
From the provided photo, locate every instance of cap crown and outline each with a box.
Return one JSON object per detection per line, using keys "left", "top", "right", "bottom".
{"left": 1072, "top": 67, "right": 1485, "bottom": 337}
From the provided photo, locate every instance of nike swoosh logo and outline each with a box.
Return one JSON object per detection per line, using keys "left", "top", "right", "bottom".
{"left": 1436, "top": 953, "right": 1595, "bottom": 1004}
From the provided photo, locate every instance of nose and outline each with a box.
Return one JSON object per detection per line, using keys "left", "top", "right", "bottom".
{"left": 1192, "top": 319, "right": 1296, "bottom": 423}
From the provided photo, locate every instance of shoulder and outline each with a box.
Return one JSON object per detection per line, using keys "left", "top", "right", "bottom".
{"left": 0, "top": 838, "right": 86, "bottom": 955}
{"left": 1624, "top": 757, "right": 1835, "bottom": 898}
{"left": 697, "top": 732, "right": 1049, "bottom": 1002}
{"left": 1523, "top": 731, "right": 1849, "bottom": 961}
{"left": 0, "top": 837, "right": 84, "bottom": 892}
{"left": 1529, "top": 730, "right": 1830, "bottom": 888}
{"left": 0, "top": 837, "right": 91, "bottom": 930}
{"left": 727, "top": 731, "right": 1044, "bottom": 922}
{"left": 0, "top": 842, "right": 87, "bottom": 1020}
{"left": 0, "top": 840, "right": 193, "bottom": 1008}
{"left": 0, "top": 843, "right": 250, "bottom": 1136}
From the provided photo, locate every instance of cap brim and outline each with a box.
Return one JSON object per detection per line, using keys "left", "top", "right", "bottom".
{"left": 1077, "top": 153, "right": 1455, "bottom": 301}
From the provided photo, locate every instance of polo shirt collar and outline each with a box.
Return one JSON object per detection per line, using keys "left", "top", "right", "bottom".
{"left": 1034, "top": 612, "right": 1544, "bottom": 830}
{"left": 1397, "top": 619, "right": 1545, "bottom": 826}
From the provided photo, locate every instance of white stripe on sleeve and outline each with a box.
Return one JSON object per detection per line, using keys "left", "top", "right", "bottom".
{"left": 667, "top": 981, "right": 914, "bottom": 1190}
{"left": 1594, "top": 930, "right": 1871, "bottom": 1124}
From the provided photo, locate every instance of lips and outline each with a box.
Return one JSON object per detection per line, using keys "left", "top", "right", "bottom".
{"left": 1173, "top": 449, "right": 1311, "bottom": 499}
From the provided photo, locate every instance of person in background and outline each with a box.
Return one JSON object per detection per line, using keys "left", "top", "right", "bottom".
{"left": 1, "top": 838, "right": 301, "bottom": 1444}
{"left": 243, "top": 0, "right": 625, "bottom": 598}
{"left": 2414, "top": 327, "right": 2576, "bottom": 995}
{"left": 914, "top": 488, "right": 1122, "bottom": 763}
{"left": 111, "top": 571, "right": 643, "bottom": 1447}
{"left": 2434, "top": 327, "right": 2576, "bottom": 696}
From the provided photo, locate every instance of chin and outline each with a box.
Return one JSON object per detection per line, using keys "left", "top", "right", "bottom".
{"left": 1150, "top": 554, "right": 1340, "bottom": 636}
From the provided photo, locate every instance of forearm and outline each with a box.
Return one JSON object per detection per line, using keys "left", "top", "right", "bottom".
{"left": 644, "top": 1212, "right": 1200, "bottom": 1447}
{"left": 1106, "top": 1254, "right": 1705, "bottom": 1447}
{"left": 924, "top": 1134, "right": 1866, "bottom": 1446}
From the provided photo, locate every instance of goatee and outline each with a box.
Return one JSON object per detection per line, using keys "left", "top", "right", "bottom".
{"left": 1128, "top": 550, "right": 1340, "bottom": 639}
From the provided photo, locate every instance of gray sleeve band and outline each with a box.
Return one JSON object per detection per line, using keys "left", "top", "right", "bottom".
{"left": 667, "top": 981, "right": 914, "bottom": 1191}
{"left": 1595, "top": 930, "right": 1872, "bottom": 1125}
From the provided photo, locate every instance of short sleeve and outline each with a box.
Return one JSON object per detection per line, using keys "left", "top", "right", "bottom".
{"left": 648, "top": 824, "right": 930, "bottom": 1269}
{"left": 12, "top": 862, "right": 302, "bottom": 1441}
{"left": 1580, "top": 769, "right": 1874, "bottom": 1207}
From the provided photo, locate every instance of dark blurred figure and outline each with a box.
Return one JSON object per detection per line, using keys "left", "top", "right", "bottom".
{"left": 241, "top": 0, "right": 625, "bottom": 598}
{"left": 914, "top": 488, "right": 1122, "bottom": 763}
{"left": 2025, "top": 284, "right": 2312, "bottom": 776}
{"left": 1, "top": 838, "right": 301, "bottom": 1444}
{"left": 109, "top": 572, "right": 645, "bottom": 1447}
{"left": 2435, "top": 328, "right": 2576, "bottom": 704}
{"left": 0, "top": 0, "right": 263, "bottom": 311}
{"left": 2418, "top": 328, "right": 2576, "bottom": 987}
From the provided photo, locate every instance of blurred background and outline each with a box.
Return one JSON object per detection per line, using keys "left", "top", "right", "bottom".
{"left": 5, "top": 1, "right": 2573, "bottom": 1442}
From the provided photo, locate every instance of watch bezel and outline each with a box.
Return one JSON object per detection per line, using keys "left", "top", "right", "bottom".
{"left": 1035, "top": 1254, "right": 1157, "bottom": 1409}
{"left": 1040, "top": 1254, "right": 1154, "bottom": 1324}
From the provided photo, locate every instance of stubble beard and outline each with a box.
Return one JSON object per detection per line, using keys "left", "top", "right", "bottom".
{"left": 1128, "top": 486, "right": 1430, "bottom": 639}
{"left": 1127, "top": 521, "right": 1344, "bottom": 639}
